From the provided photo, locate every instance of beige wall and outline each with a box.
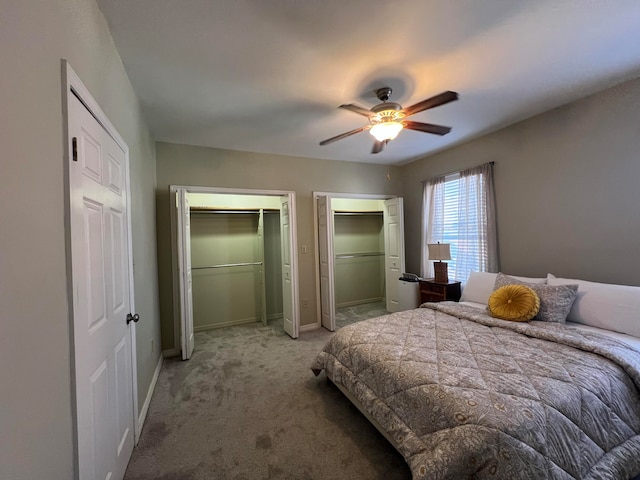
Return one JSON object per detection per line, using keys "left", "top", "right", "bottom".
{"left": 0, "top": 1, "right": 160, "bottom": 478}
{"left": 156, "top": 143, "right": 403, "bottom": 349}
{"left": 401, "top": 76, "right": 640, "bottom": 286}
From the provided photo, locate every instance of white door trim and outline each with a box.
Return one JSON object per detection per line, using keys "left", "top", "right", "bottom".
{"left": 176, "top": 189, "right": 195, "bottom": 359}
{"left": 169, "top": 185, "right": 300, "bottom": 354}
{"left": 62, "top": 60, "right": 139, "bottom": 474}
{"left": 311, "top": 191, "right": 400, "bottom": 329}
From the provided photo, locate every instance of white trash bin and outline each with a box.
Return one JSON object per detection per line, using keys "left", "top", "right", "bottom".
{"left": 398, "top": 276, "right": 421, "bottom": 311}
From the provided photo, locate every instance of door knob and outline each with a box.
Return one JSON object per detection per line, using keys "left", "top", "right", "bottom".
{"left": 126, "top": 313, "right": 140, "bottom": 325}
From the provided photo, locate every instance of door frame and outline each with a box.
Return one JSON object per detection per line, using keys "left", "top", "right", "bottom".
{"left": 62, "top": 60, "right": 140, "bottom": 473}
{"left": 312, "top": 192, "right": 401, "bottom": 330}
{"left": 169, "top": 185, "right": 300, "bottom": 355}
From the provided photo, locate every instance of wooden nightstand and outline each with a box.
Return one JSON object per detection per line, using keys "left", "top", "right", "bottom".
{"left": 419, "top": 279, "right": 461, "bottom": 304}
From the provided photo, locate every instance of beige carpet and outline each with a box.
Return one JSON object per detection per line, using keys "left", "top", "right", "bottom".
{"left": 125, "top": 303, "right": 411, "bottom": 479}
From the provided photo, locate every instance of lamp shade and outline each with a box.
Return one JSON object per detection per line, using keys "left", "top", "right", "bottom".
{"left": 370, "top": 121, "right": 403, "bottom": 142}
{"left": 427, "top": 243, "right": 451, "bottom": 261}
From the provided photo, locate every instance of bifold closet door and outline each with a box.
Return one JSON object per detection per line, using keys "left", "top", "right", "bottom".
{"left": 190, "top": 212, "right": 264, "bottom": 330}
{"left": 383, "top": 198, "right": 405, "bottom": 312}
{"left": 318, "top": 196, "right": 335, "bottom": 331}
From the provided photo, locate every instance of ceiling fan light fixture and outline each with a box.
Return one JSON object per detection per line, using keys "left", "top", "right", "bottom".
{"left": 319, "top": 88, "right": 458, "bottom": 153}
{"left": 370, "top": 121, "right": 403, "bottom": 142}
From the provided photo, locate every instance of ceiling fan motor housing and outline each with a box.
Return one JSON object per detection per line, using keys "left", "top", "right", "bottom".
{"left": 375, "top": 87, "right": 393, "bottom": 102}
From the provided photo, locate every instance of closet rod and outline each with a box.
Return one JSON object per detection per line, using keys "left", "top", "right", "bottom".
{"left": 190, "top": 209, "right": 260, "bottom": 214}
{"left": 333, "top": 211, "right": 383, "bottom": 216}
{"left": 335, "top": 252, "right": 384, "bottom": 259}
{"left": 192, "top": 261, "right": 263, "bottom": 270}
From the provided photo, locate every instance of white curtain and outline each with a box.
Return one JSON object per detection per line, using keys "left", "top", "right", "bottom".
{"left": 421, "top": 174, "right": 446, "bottom": 279}
{"left": 421, "top": 163, "right": 498, "bottom": 283}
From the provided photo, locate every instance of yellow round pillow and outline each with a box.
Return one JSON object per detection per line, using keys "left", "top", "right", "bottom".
{"left": 487, "top": 284, "right": 540, "bottom": 322}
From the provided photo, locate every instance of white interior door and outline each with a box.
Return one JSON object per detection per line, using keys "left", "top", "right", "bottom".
{"left": 280, "top": 195, "right": 299, "bottom": 338}
{"left": 317, "top": 196, "right": 336, "bottom": 331}
{"left": 177, "top": 189, "right": 194, "bottom": 360}
{"left": 383, "top": 197, "right": 406, "bottom": 312}
{"left": 68, "top": 92, "right": 135, "bottom": 480}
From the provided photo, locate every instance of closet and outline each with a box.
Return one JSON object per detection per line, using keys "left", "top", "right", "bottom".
{"left": 188, "top": 194, "right": 283, "bottom": 332}
{"left": 333, "top": 211, "right": 385, "bottom": 307}
{"left": 317, "top": 195, "right": 405, "bottom": 331}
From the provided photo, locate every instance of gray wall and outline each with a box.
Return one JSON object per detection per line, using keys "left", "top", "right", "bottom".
{"left": 0, "top": 0, "right": 160, "bottom": 478}
{"left": 401, "top": 76, "right": 640, "bottom": 286}
{"left": 155, "top": 143, "right": 404, "bottom": 349}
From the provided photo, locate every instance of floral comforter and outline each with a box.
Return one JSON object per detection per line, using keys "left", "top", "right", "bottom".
{"left": 311, "top": 302, "right": 640, "bottom": 479}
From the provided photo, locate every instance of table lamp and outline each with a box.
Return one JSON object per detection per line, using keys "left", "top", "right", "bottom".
{"left": 428, "top": 242, "right": 451, "bottom": 283}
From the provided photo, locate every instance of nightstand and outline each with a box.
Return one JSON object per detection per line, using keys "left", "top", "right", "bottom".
{"left": 419, "top": 279, "right": 461, "bottom": 304}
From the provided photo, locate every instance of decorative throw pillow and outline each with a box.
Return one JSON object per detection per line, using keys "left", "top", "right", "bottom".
{"left": 488, "top": 285, "right": 540, "bottom": 322}
{"left": 494, "top": 273, "right": 578, "bottom": 323}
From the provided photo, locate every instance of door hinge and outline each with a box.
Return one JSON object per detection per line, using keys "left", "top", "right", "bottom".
{"left": 72, "top": 137, "right": 78, "bottom": 162}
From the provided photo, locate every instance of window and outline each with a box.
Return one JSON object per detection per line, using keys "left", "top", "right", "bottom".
{"left": 421, "top": 163, "right": 498, "bottom": 283}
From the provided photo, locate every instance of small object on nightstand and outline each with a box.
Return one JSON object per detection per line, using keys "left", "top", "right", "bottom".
{"left": 419, "top": 279, "right": 461, "bottom": 304}
{"left": 427, "top": 242, "right": 451, "bottom": 283}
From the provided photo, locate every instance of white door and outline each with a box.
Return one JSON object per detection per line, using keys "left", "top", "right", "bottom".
{"left": 177, "top": 189, "right": 195, "bottom": 360}
{"left": 68, "top": 92, "right": 135, "bottom": 480}
{"left": 280, "top": 195, "right": 299, "bottom": 338}
{"left": 383, "top": 198, "right": 406, "bottom": 312}
{"left": 317, "top": 196, "right": 336, "bottom": 331}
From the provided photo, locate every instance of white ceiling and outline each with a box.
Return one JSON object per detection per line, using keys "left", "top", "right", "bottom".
{"left": 96, "top": 0, "right": 640, "bottom": 166}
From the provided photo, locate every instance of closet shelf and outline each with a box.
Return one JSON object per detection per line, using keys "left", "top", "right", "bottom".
{"left": 190, "top": 209, "right": 261, "bottom": 214}
{"left": 192, "top": 261, "right": 263, "bottom": 270}
{"left": 335, "top": 252, "right": 384, "bottom": 259}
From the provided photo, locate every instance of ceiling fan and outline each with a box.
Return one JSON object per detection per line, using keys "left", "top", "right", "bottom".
{"left": 319, "top": 87, "right": 458, "bottom": 154}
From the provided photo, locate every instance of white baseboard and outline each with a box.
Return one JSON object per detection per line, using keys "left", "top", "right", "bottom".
{"left": 136, "top": 353, "right": 163, "bottom": 441}
{"left": 336, "top": 297, "right": 384, "bottom": 308}
{"left": 162, "top": 348, "right": 180, "bottom": 358}
{"left": 194, "top": 318, "right": 257, "bottom": 332}
{"left": 299, "top": 322, "right": 320, "bottom": 332}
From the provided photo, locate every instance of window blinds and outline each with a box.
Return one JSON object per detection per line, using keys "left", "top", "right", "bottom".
{"left": 422, "top": 163, "right": 497, "bottom": 283}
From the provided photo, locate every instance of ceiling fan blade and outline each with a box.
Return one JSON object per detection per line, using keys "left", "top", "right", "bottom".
{"left": 339, "top": 103, "right": 375, "bottom": 117}
{"left": 401, "top": 91, "right": 459, "bottom": 117}
{"left": 319, "top": 125, "right": 370, "bottom": 145}
{"left": 371, "top": 140, "right": 385, "bottom": 154}
{"left": 403, "top": 120, "right": 452, "bottom": 136}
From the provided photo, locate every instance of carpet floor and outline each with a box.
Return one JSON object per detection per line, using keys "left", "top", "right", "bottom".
{"left": 125, "top": 302, "right": 411, "bottom": 480}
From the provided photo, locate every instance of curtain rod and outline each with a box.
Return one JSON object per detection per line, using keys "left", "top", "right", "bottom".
{"left": 420, "top": 161, "right": 494, "bottom": 184}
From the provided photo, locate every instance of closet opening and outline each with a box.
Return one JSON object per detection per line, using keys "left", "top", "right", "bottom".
{"left": 315, "top": 194, "right": 405, "bottom": 332}
{"left": 190, "top": 208, "right": 282, "bottom": 330}
{"left": 333, "top": 211, "right": 385, "bottom": 328}
{"left": 172, "top": 187, "right": 300, "bottom": 360}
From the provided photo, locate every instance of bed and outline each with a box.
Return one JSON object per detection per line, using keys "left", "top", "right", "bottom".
{"left": 311, "top": 273, "right": 640, "bottom": 479}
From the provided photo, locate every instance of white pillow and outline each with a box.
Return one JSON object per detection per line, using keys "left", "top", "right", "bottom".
{"left": 460, "top": 271, "right": 546, "bottom": 305}
{"left": 547, "top": 274, "right": 640, "bottom": 338}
